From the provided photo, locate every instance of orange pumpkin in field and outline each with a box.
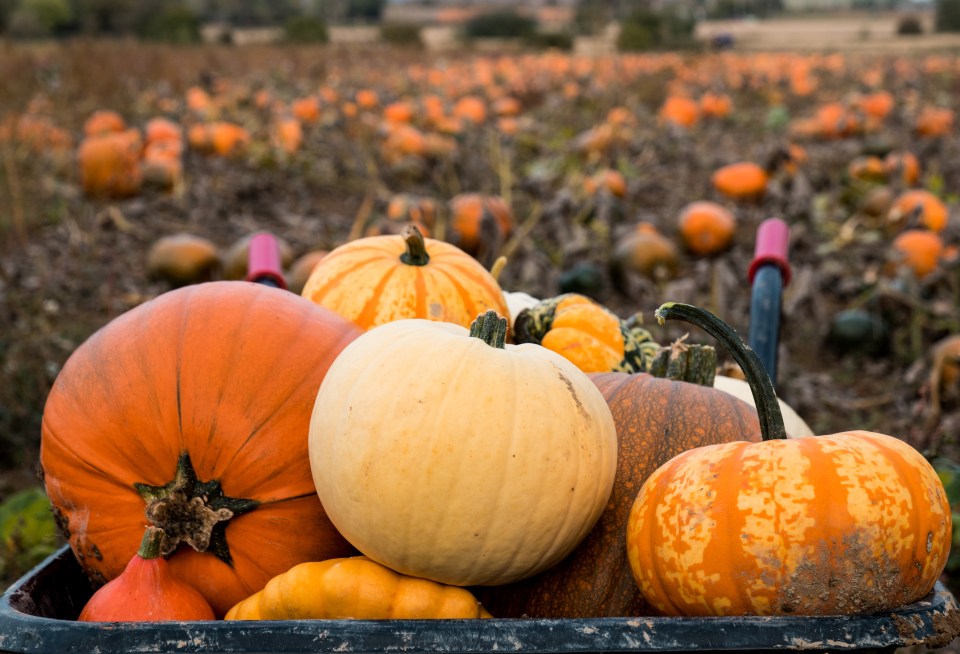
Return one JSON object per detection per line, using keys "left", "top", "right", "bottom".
{"left": 678, "top": 201, "right": 736, "bottom": 255}
{"left": 659, "top": 96, "right": 699, "bottom": 128}
{"left": 273, "top": 116, "right": 304, "bottom": 154}
{"left": 847, "top": 155, "right": 886, "bottom": 183}
{"left": 891, "top": 229, "right": 944, "bottom": 279}
{"left": 448, "top": 193, "right": 514, "bottom": 256}
{"left": 386, "top": 194, "right": 437, "bottom": 230}
{"left": 41, "top": 282, "right": 362, "bottom": 617}
{"left": 584, "top": 169, "right": 627, "bottom": 199}
{"left": 291, "top": 96, "right": 321, "bottom": 124}
{"left": 915, "top": 106, "right": 954, "bottom": 138}
{"left": 209, "top": 122, "right": 250, "bottom": 157}
{"left": 883, "top": 151, "right": 920, "bottom": 186}
{"left": 888, "top": 189, "right": 948, "bottom": 233}
{"left": 453, "top": 95, "right": 487, "bottom": 124}
{"left": 711, "top": 162, "right": 767, "bottom": 201}
{"left": 698, "top": 92, "right": 732, "bottom": 119}
{"left": 78, "top": 129, "right": 144, "bottom": 198}
{"left": 84, "top": 109, "right": 126, "bottom": 137}
{"left": 145, "top": 117, "right": 182, "bottom": 145}
{"left": 301, "top": 225, "right": 508, "bottom": 331}
{"left": 612, "top": 223, "right": 679, "bottom": 280}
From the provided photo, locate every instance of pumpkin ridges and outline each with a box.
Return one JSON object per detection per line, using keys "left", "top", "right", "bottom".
{"left": 703, "top": 441, "right": 764, "bottom": 614}
{"left": 430, "top": 255, "right": 505, "bottom": 303}
{"left": 428, "top": 264, "right": 491, "bottom": 327}
{"left": 305, "top": 257, "right": 397, "bottom": 319}
{"left": 354, "top": 265, "right": 402, "bottom": 334}
{"left": 302, "top": 234, "right": 507, "bottom": 331}
{"left": 639, "top": 448, "right": 692, "bottom": 616}
{"left": 858, "top": 432, "right": 945, "bottom": 591}
{"left": 311, "top": 321, "right": 616, "bottom": 586}
{"left": 630, "top": 432, "right": 950, "bottom": 615}
{"left": 174, "top": 289, "right": 336, "bottom": 494}
{"left": 41, "top": 282, "right": 362, "bottom": 617}
{"left": 303, "top": 243, "right": 399, "bottom": 295}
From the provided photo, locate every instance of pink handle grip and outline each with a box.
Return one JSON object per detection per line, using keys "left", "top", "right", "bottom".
{"left": 245, "top": 232, "right": 288, "bottom": 289}
{"left": 748, "top": 218, "right": 791, "bottom": 286}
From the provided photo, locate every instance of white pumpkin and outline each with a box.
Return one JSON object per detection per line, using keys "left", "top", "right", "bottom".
{"left": 308, "top": 312, "right": 618, "bottom": 587}
{"left": 713, "top": 375, "right": 814, "bottom": 438}
{"left": 503, "top": 290, "right": 540, "bottom": 327}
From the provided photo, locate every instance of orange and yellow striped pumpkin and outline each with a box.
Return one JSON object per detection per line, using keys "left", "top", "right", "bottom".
{"left": 626, "top": 302, "right": 951, "bottom": 617}
{"left": 301, "top": 225, "right": 508, "bottom": 331}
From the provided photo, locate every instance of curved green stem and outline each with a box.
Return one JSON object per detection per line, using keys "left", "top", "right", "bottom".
{"left": 655, "top": 302, "right": 787, "bottom": 441}
{"left": 400, "top": 225, "right": 430, "bottom": 266}
{"left": 470, "top": 311, "right": 508, "bottom": 349}
{"left": 137, "top": 526, "right": 165, "bottom": 560}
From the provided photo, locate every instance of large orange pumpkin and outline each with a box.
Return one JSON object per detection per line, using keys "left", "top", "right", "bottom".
{"left": 301, "top": 225, "right": 508, "bottom": 331}
{"left": 474, "top": 367, "right": 761, "bottom": 618}
{"left": 626, "top": 302, "right": 951, "bottom": 616}
{"left": 41, "top": 282, "right": 362, "bottom": 617}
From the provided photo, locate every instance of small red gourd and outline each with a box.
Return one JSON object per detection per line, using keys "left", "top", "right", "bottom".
{"left": 79, "top": 526, "right": 215, "bottom": 622}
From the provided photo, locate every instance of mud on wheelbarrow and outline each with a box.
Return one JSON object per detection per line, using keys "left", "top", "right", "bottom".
{"left": 2, "top": 545, "right": 960, "bottom": 654}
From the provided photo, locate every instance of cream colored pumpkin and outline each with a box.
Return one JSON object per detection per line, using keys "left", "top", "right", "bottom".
{"left": 713, "top": 375, "right": 814, "bottom": 438}
{"left": 308, "top": 312, "right": 618, "bottom": 587}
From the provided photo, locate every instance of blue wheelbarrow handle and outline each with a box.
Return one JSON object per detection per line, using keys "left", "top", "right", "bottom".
{"left": 748, "top": 218, "right": 792, "bottom": 387}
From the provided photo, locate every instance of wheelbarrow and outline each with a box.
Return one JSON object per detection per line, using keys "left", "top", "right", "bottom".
{"left": 1, "top": 545, "right": 958, "bottom": 653}
{"left": 2, "top": 229, "right": 959, "bottom": 653}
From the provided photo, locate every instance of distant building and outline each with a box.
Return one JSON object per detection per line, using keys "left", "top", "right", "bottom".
{"left": 382, "top": 0, "right": 576, "bottom": 29}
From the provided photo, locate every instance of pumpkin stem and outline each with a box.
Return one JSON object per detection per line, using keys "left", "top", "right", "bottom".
{"left": 399, "top": 225, "right": 430, "bottom": 266}
{"left": 470, "top": 311, "right": 508, "bottom": 349}
{"left": 137, "top": 525, "right": 166, "bottom": 561}
{"left": 134, "top": 452, "right": 260, "bottom": 566}
{"left": 655, "top": 302, "right": 786, "bottom": 441}
{"left": 647, "top": 337, "right": 717, "bottom": 386}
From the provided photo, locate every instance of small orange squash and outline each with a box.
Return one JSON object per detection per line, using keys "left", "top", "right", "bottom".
{"left": 626, "top": 302, "right": 951, "bottom": 616}
{"left": 513, "top": 294, "right": 660, "bottom": 374}
{"left": 226, "top": 557, "right": 492, "bottom": 620}
{"left": 301, "top": 225, "right": 508, "bottom": 331}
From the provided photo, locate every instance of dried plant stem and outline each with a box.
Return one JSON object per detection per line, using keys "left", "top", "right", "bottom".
{"left": 348, "top": 192, "right": 376, "bottom": 242}
{"left": 498, "top": 202, "right": 543, "bottom": 263}
{"left": 1, "top": 143, "right": 27, "bottom": 246}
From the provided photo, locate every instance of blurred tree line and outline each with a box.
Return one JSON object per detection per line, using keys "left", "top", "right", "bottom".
{"left": 0, "top": 0, "right": 385, "bottom": 39}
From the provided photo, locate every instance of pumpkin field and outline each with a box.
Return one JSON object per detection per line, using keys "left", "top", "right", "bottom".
{"left": 2, "top": 36, "right": 960, "bottom": 648}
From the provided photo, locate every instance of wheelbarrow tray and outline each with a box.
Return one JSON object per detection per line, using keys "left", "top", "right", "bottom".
{"left": 2, "top": 547, "right": 959, "bottom": 654}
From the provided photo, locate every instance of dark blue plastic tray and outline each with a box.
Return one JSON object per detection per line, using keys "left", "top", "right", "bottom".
{"left": 2, "top": 546, "right": 959, "bottom": 654}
